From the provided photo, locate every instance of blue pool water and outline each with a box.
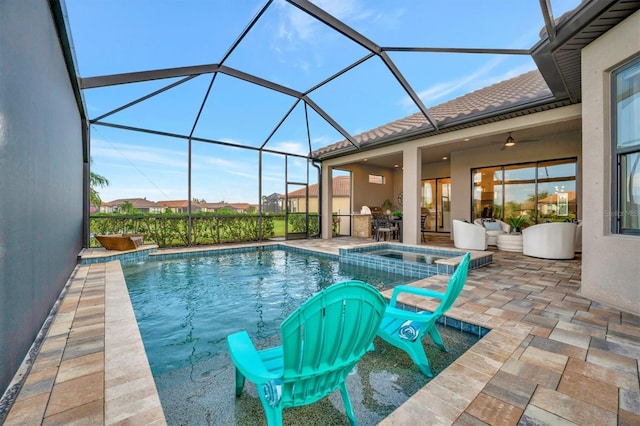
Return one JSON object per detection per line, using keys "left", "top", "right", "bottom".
{"left": 124, "top": 248, "right": 412, "bottom": 375}
{"left": 123, "top": 247, "right": 481, "bottom": 425}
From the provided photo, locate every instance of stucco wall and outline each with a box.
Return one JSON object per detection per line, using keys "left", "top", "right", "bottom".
{"left": 0, "top": 1, "right": 84, "bottom": 397}
{"left": 338, "top": 163, "right": 396, "bottom": 213}
{"left": 421, "top": 160, "right": 450, "bottom": 180}
{"left": 581, "top": 10, "right": 640, "bottom": 315}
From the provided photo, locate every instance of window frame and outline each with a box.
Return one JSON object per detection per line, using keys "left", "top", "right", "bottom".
{"left": 611, "top": 56, "right": 640, "bottom": 236}
{"left": 368, "top": 174, "right": 385, "bottom": 185}
{"left": 470, "top": 157, "right": 578, "bottom": 224}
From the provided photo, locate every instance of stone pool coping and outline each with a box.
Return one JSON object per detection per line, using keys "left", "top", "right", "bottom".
{"left": 2, "top": 261, "right": 165, "bottom": 425}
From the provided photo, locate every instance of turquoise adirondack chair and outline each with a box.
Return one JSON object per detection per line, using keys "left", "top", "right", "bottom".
{"left": 227, "top": 280, "right": 388, "bottom": 426}
{"left": 377, "top": 252, "right": 471, "bottom": 377}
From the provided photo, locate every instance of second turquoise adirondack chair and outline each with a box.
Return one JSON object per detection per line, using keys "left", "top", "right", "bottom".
{"left": 377, "top": 252, "right": 471, "bottom": 377}
{"left": 227, "top": 280, "right": 387, "bottom": 426}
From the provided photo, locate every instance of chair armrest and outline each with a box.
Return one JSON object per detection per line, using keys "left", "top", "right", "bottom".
{"left": 383, "top": 305, "right": 434, "bottom": 322}
{"left": 499, "top": 220, "right": 511, "bottom": 233}
{"left": 389, "top": 285, "right": 445, "bottom": 307}
{"left": 227, "top": 330, "right": 280, "bottom": 383}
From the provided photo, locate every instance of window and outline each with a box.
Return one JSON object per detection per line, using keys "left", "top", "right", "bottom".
{"left": 612, "top": 58, "right": 640, "bottom": 235}
{"left": 536, "top": 160, "right": 577, "bottom": 223}
{"left": 472, "top": 158, "right": 577, "bottom": 225}
{"left": 368, "top": 174, "right": 385, "bottom": 184}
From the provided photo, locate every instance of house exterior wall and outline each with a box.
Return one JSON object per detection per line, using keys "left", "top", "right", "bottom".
{"left": 581, "top": 10, "right": 640, "bottom": 315}
{"left": 335, "top": 163, "right": 396, "bottom": 213}
{"left": 451, "top": 126, "right": 582, "bottom": 226}
{"left": 322, "top": 106, "right": 582, "bottom": 243}
{"left": 0, "top": 1, "right": 84, "bottom": 396}
{"left": 421, "top": 161, "right": 450, "bottom": 180}
{"left": 288, "top": 196, "right": 349, "bottom": 214}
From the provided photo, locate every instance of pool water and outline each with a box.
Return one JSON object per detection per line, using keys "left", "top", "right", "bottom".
{"left": 123, "top": 248, "right": 480, "bottom": 425}
{"left": 367, "top": 249, "right": 445, "bottom": 264}
{"left": 124, "top": 249, "right": 412, "bottom": 375}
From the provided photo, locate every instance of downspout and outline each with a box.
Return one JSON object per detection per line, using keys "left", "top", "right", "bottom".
{"left": 312, "top": 160, "right": 322, "bottom": 238}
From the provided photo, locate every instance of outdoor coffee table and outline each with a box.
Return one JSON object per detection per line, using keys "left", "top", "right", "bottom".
{"left": 496, "top": 233, "right": 523, "bottom": 252}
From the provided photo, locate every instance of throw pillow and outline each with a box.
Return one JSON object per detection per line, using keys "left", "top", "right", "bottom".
{"left": 484, "top": 221, "right": 502, "bottom": 231}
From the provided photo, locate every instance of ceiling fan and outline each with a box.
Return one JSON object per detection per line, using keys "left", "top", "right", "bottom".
{"left": 497, "top": 132, "right": 541, "bottom": 150}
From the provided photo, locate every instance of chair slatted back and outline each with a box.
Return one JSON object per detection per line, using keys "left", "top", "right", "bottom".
{"left": 279, "top": 280, "right": 387, "bottom": 406}
{"left": 433, "top": 252, "right": 471, "bottom": 316}
{"left": 374, "top": 215, "right": 390, "bottom": 228}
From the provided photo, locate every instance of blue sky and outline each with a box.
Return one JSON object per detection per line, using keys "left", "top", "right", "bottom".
{"left": 65, "top": 0, "right": 581, "bottom": 205}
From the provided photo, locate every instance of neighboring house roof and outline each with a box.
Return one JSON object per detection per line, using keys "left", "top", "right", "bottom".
{"left": 160, "top": 200, "right": 189, "bottom": 208}
{"left": 539, "top": 191, "right": 577, "bottom": 203}
{"left": 201, "top": 202, "right": 227, "bottom": 210}
{"left": 288, "top": 176, "right": 350, "bottom": 198}
{"left": 160, "top": 200, "right": 206, "bottom": 209}
{"left": 313, "top": 70, "right": 554, "bottom": 159}
{"left": 105, "top": 198, "right": 163, "bottom": 209}
{"left": 228, "top": 203, "right": 252, "bottom": 210}
{"left": 199, "top": 202, "right": 257, "bottom": 211}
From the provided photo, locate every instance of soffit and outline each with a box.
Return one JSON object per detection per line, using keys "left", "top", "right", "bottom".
{"left": 533, "top": 0, "right": 640, "bottom": 103}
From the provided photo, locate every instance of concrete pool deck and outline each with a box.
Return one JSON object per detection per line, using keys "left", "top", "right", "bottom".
{"left": 3, "top": 237, "right": 639, "bottom": 425}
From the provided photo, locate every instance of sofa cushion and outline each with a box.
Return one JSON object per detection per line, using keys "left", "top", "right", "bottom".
{"left": 483, "top": 221, "right": 502, "bottom": 231}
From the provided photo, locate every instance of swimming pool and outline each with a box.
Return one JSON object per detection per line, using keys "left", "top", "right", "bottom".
{"left": 124, "top": 248, "right": 413, "bottom": 374}
{"left": 123, "top": 246, "right": 480, "bottom": 424}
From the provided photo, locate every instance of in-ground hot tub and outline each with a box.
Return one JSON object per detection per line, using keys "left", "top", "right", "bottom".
{"left": 339, "top": 243, "right": 492, "bottom": 279}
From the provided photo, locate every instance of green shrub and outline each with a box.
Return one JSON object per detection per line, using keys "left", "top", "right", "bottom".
{"left": 90, "top": 212, "right": 277, "bottom": 248}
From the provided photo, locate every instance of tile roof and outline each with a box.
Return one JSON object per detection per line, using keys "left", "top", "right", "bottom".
{"left": 288, "top": 175, "right": 350, "bottom": 198}
{"left": 539, "top": 191, "right": 577, "bottom": 203}
{"left": 313, "top": 70, "right": 554, "bottom": 158}
{"left": 228, "top": 203, "right": 253, "bottom": 210}
{"left": 161, "top": 200, "right": 190, "bottom": 208}
{"left": 104, "top": 198, "right": 163, "bottom": 208}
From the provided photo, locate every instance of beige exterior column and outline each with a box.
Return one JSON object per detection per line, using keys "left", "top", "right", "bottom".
{"left": 403, "top": 145, "right": 421, "bottom": 245}
{"left": 320, "top": 165, "right": 334, "bottom": 239}
{"left": 581, "top": 10, "right": 640, "bottom": 315}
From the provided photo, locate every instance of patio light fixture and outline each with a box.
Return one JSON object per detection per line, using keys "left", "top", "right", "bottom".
{"left": 504, "top": 132, "right": 516, "bottom": 147}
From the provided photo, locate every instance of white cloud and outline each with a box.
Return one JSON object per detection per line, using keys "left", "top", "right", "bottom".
{"left": 274, "top": 0, "right": 372, "bottom": 45}
{"left": 267, "top": 140, "right": 308, "bottom": 155}
{"left": 403, "top": 56, "right": 536, "bottom": 111}
{"left": 92, "top": 138, "right": 187, "bottom": 170}
{"left": 400, "top": 20, "right": 543, "bottom": 110}
{"left": 310, "top": 134, "right": 335, "bottom": 148}
{"left": 196, "top": 155, "right": 239, "bottom": 170}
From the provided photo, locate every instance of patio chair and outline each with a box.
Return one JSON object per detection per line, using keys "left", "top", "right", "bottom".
{"left": 421, "top": 214, "right": 429, "bottom": 242}
{"left": 452, "top": 219, "right": 487, "bottom": 250}
{"left": 373, "top": 215, "right": 398, "bottom": 241}
{"left": 473, "top": 218, "right": 510, "bottom": 246}
{"left": 227, "top": 280, "right": 387, "bottom": 426}
{"left": 377, "top": 252, "right": 471, "bottom": 377}
{"left": 522, "top": 222, "right": 577, "bottom": 259}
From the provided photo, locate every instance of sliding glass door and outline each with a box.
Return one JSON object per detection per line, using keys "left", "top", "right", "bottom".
{"left": 421, "top": 178, "right": 451, "bottom": 233}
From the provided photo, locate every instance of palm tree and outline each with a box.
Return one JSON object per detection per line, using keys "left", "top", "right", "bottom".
{"left": 89, "top": 168, "right": 109, "bottom": 209}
